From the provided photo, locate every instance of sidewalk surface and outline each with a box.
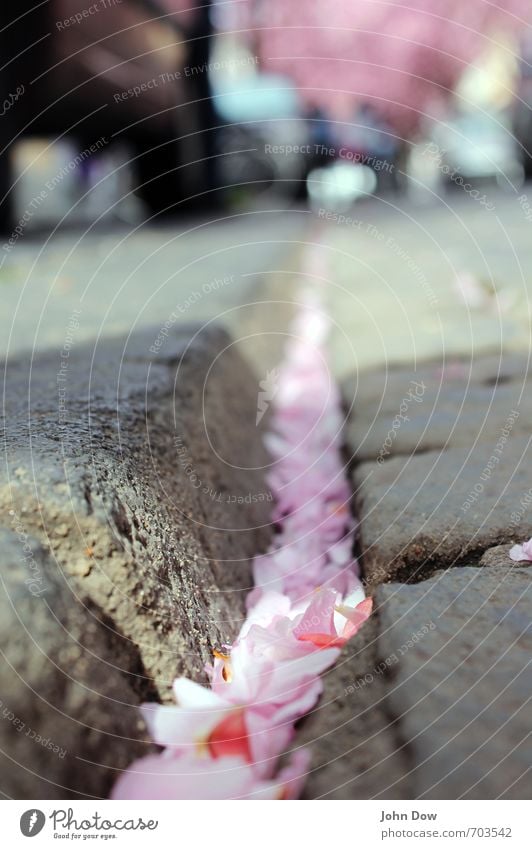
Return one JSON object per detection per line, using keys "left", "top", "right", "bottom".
{"left": 1, "top": 185, "right": 532, "bottom": 799}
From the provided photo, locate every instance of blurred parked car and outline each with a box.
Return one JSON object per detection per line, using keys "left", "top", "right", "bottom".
{"left": 433, "top": 113, "right": 523, "bottom": 191}
{"left": 0, "top": 0, "right": 213, "bottom": 230}
{"left": 210, "top": 47, "right": 309, "bottom": 203}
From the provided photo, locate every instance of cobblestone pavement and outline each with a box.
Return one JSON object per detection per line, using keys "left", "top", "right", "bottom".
{"left": 2, "top": 185, "right": 532, "bottom": 799}
{"left": 297, "top": 186, "right": 532, "bottom": 798}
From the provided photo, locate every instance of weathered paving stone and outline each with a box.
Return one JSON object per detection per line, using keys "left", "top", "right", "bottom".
{"left": 375, "top": 566, "right": 532, "bottom": 799}
{"left": 297, "top": 617, "right": 412, "bottom": 800}
{"left": 344, "top": 354, "right": 532, "bottom": 465}
{"left": 298, "top": 562, "right": 531, "bottom": 799}
{"left": 0, "top": 324, "right": 272, "bottom": 797}
{"left": 353, "top": 436, "right": 532, "bottom": 585}
{"left": 344, "top": 355, "right": 532, "bottom": 585}
{"left": 308, "top": 353, "right": 532, "bottom": 800}
{"left": 0, "top": 529, "right": 148, "bottom": 799}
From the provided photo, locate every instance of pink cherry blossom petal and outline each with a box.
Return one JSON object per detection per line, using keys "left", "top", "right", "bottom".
{"left": 112, "top": 287, "right": 372, "bottom": 800}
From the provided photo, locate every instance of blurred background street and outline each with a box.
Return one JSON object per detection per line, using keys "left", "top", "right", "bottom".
{"left": 1, "top": 0, "right": 532, "bottom": 375}
{"left": 1, "top": 188, "right": 531, "bottom": 380}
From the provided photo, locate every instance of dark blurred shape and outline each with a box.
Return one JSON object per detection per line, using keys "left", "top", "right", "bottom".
{"left": 0, "top": 0, "right": 215, "bottom": 230}
{"left": 513, "top": 34, "right": 532, "bottom": 178}
{"left": 333, "top": 103, "right": 405, "bottom": 192}
{"left": 210, "top": 54, "right": 307, "bottom": 204}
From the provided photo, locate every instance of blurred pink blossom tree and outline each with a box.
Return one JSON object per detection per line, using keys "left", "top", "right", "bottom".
{"left": 232, "top": 0, "right": 532, "bottom": 133}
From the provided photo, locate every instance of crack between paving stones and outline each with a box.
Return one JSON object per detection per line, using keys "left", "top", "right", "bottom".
{"left": 336, "top": 441, "right": 418, "bottom": 797}
{"left": 345, "top": 430, "right": 522, "bottom": 588}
